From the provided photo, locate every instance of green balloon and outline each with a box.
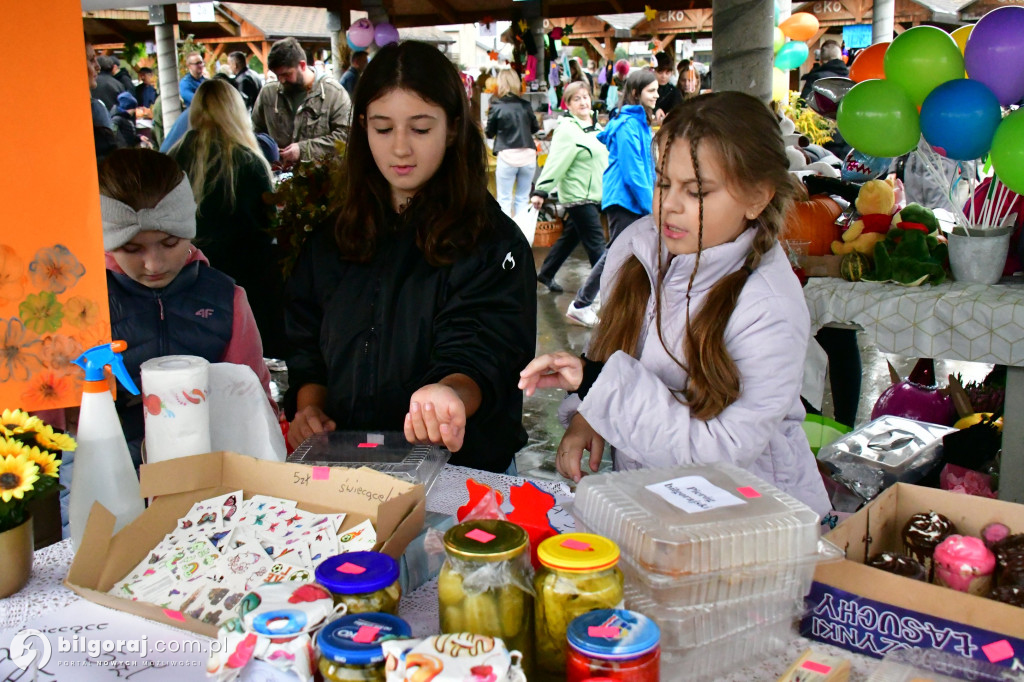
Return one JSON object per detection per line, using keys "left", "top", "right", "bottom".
{"left": 774, "top": 27, "right": 786, "bottom": 54}
{"left": 992, "top": 109, "right": 1024, "bottom": 195}
{"left": 837, "top": 80, "right": 921, "bottom": 157}
{"left": 883, "top": 26, "right": 964, "bottom": 106}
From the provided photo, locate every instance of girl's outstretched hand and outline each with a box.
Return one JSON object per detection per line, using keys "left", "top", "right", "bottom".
{"left": 518, "top": 352, "right": 584, "bottom": 396}
{"left": 556, "top": 413, "right": 605, "bottom": 483}
{"left": 405, "top": 383, "right": 467, "bottom": 452}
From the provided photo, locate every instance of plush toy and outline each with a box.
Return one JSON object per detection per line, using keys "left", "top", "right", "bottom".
{"left": 890, "top": 202, "right": 940, "bottom": 234}
{"left": 831, "top": 179, "right": 896, "bottom": 256}
{"left": 863, "top": 227, "right": 948, "bottom": 286}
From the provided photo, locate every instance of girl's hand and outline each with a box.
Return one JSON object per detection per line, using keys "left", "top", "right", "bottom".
{"left": 405, "top": 383, "right": 467, "bottom": 452}
{"left": 530, "top": 195, "right": 545, "bottom": 210}
{"left": 518, "top": 352, "right": 584, "bottom": 396}
{"left": 556, "top": 413, "right": 605, "bottom": 483}
{"left": 288, "top": 405, "right": 337, "bottom": 449}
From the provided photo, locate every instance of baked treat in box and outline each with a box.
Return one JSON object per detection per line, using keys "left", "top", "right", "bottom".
{"left": 867, "top": 552, "right": 927, "bottom": 581}
{"left": 990, "top": 584, "right": 1024, "bottom": 608}
{"left": 902, "top": 511, "right": 956, "bottom": 581}
{"left": 933, "top": 535, "right": 995, "bottom": 595}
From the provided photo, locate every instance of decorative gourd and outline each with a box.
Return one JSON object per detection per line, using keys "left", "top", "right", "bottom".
{"left": 871, "top": 359, "right": 958, "bottom": 426}
{"left": 840, "top": 251, "right": 871, "bottom": 282}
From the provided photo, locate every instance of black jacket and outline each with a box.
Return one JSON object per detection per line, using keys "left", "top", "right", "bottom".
{"left": 92, "top": 71, "right": 126, "bottom": 110}
{"left": 110, "top": 107, "right": 140, "bottom": 148}
{"left": 285, "top": 198, "right": 537, "bottom": 472}
{"left": 656, "top": 82, "right": 683, "bottom": 116}
{"left": 485, "top": 95, "right": 539, "bottom": 154}
{"left": 234, "top": 68, "right": 262, "bottom": 111}
{"left": 800, "top": 60, "right": 850, "bottom": 101}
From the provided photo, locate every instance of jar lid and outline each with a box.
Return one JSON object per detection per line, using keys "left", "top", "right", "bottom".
{"left": 317, "top": 613, "right": 411, "bottom": 666}
{"left": 241, "top": 582, "right": 336, "bottom": 638}
{"left": 315, "top": 551, "right": 399, "bottom": 594}
{"left": 567, "top": 609, "right": 660, "bottom": 661}
{"left": 538, "top": 533, "right": 619, "bottom": 572}
{"left": 444, "top": 520, "right": 528, "bottom": 562}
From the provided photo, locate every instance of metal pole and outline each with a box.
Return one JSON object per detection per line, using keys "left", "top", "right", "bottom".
{"left": 327, "top": 10, "right": 343, "bottom": 81}
{"left": 873, "top": 0, "right": 895, "bottom": 44}
{"left": 150, "top": 4, "right": 182, "bottom": 133}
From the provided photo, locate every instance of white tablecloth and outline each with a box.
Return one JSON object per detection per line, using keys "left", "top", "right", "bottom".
{"left": 0, "top": 465, "right": 880, "bottom": 680}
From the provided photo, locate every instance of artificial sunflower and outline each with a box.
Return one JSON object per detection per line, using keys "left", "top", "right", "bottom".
{"left": 23, "top": 445, "right": 60, "bottom": 478}
{"left": 30, "top": 423, "right": 77, "bottom": 453}
{"left": 0, "top": 408, "right": 43, "bottom": 437}
{"left": 0, "top": 453, "right": 39, "bottom": 503}
{"left": 0, "top": 436, "right": 27, "bottom": 458}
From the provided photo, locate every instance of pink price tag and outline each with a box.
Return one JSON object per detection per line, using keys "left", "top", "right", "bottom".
{"left": 357, "top": 442, "right": 379, "bottom": 448}
{"left": 800, "top": 661, "right": 832, "bottom": 674}
{"left": 736, "top": 486, "right": 761, "bottom": 498}
{"left": 983, "top": 640, "right": 1015, "bottom": 663}
{"left": 560, "top": 538, "right": 592, "bottom": 551}
{"left": 588, "top": 626, "right": 620, "bottom": 638}
{"left": 312, "top": 467, "right": 330, "bottom": 481}
{"left": 337, "top": 562, "right": 367, "bottom": 574}
{"left": 465, "top": 529, "right": 496, "bottom": 543}
{"left": 163, "top": 609, "right": 186, "bottom": 622}
{"left": 352, "top": 626, "right": 380, "bottom": 643}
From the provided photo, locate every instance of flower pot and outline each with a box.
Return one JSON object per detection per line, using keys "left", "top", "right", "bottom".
{"left": 0, "top": 515, "right": 33, "bottom": 597}
{"left": 947, "top": 226, "right": 1013, "bottom": 285}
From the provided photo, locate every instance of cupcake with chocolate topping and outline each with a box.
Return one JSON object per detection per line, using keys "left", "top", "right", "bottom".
{"left": 867, "top": 552, "right": 927, "bottom": 581}
{"left": 991, "top": 533, "right": 1024, "bottom": 586}
{"left": 933, "top": 535, "right": 996, "bottom": 595}
{"left": 902, "top": 511, "right": 957, "bottom": 580}
{"left": 990, "top": 585, "right": 1024, "bottom": 608}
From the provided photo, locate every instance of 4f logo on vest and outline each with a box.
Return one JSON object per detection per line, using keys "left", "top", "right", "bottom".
{"left": 502, "top": 251, "right": 515, "bottom": 270}
{"left": 195, "top": 308, "right": 215, "bottom": 319}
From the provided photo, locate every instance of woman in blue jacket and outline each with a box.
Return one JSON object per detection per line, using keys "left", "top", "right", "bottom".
{"left": 566, "top": 70, "right": 658, "bottom": 327}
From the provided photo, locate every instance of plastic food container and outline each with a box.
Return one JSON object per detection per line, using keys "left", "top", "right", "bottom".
{"left": 566, "top": 609, "right": 660, "bottom": 682}
{"left": 535, "top": 533, "right": 624, "bottom": 676}
{"left": 317, "top": 612, "right": 411, "bottom": 681}
{"left": 572, "top": 463, "right": 822, "bottom": 576}
{"left": 439, "top": 519, "right": 534, "bottom": 671}
{"left": 315, "top": 551, "right": 401, "bottom": 615}
{"left": 658, "top": 612, "right": 793, "bottom": 681}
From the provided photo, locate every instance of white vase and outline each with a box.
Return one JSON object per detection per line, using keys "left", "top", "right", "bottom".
{"left": 947, "top": 226, "right": 1013, "bottom": 285}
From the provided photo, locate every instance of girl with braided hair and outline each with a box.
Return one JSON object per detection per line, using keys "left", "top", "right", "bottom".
{"left": 520, "top": 92, "right": 830, "bottom": 516}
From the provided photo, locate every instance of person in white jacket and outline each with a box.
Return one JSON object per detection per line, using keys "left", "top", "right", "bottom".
{"left": 520, "top": 92, "right": 831, "bottom": 517}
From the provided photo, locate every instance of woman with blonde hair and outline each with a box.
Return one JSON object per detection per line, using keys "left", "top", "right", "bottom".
{"left": 168, "top": 78, "right": 287, "bottom": 357}
{"left": 485, "top": 68, "right": 539, "bottom": 217}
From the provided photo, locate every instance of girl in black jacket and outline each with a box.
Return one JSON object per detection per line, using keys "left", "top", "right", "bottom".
{"left": 285, "top": 41, "right": 537, "bottom": 474}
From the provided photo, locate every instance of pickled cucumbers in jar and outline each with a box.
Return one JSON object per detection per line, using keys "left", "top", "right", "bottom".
{"left": 319, "top": 658, "right": 387, "bottom": 682}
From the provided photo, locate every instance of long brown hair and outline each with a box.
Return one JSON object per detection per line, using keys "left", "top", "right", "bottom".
{"left": 334, "top": 41, "right": 490, "bottom": 266}
{"left": 589, "top": 92, "right": 798, "bottom": 420}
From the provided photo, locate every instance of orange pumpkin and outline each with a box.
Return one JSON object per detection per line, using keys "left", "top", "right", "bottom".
{"left": 784, "top": 195, "right": 843, "bottom": 256}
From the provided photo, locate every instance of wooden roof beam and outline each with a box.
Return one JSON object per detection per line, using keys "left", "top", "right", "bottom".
{"left": 424, "top": 0, "right": 458, "bottom": 23}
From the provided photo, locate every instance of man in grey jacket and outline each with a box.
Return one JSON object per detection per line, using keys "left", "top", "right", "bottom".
{"left": 252, "top": 37, "right": 351, "bottom": 166}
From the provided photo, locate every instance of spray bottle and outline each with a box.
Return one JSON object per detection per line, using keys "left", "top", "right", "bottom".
{"left": 68, "top": 341, "right": 146, "bottom": 550}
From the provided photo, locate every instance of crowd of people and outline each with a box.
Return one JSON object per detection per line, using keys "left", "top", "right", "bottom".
{"left": 83, "top": 35, "right": 829, "bottom": 517}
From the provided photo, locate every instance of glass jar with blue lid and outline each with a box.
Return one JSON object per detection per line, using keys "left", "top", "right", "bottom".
{"left": 565, "top": 609, "right": 660, "bottom": 682}
{"left": 317, "top": 612, "right": 411, "bottom": 681}
{"left": 315, "top": 551, "right": 401, "bottom": 615}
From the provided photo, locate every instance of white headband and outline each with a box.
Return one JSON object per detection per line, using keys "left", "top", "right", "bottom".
{"left": 101, "top": 176, "right": 197, "bottom": 250}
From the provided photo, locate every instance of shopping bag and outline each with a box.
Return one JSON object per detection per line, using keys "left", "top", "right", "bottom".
{"left": 513, "top": 206, "right": 539, "bottom": 246}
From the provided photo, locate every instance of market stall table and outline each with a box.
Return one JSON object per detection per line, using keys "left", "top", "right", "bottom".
{"left": 804, "top": 277, "right": 1024, "bottom": 503}
{"left": 0, "top": 464, "right": 880, "bottom": 680}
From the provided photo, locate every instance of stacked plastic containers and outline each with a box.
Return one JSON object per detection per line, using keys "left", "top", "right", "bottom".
{"left": 571, "top": 462, "right": 841, "bottom": 680}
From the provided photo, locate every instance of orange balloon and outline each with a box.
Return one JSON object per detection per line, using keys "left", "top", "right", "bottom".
{"left": 779, "top": 12, "right": 820, "bottom": 41}
{"left": 849, "top": 42, "right": 889, "bottom": 82}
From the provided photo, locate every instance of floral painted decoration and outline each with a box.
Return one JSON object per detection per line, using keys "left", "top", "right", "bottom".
{"left": 0, "top": 409, "right": 72, "bottom": 533}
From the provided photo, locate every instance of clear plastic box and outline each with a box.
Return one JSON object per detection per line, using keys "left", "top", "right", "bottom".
{"left": 866, "top": 648, "right": 1019, "bottom": 682}
{"left": 288, "top": 431, "right": 449, "bottom": 495}
{"left": 625, "top": 584, "right": 806, "bottom": 649}
{"left": 572, "top": 463, "right": 822, "bottom": 575}
{"left": 658, "top": 612, "right": 794, "bottom": 681}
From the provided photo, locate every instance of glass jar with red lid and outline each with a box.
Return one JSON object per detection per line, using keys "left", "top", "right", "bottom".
{"left": 566, "top": 609, "right": 660, "bottom": 682}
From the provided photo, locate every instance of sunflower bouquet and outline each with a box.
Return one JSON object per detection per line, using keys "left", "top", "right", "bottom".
{"left": 0, "top": 409, "right": 74, "bottom": 533}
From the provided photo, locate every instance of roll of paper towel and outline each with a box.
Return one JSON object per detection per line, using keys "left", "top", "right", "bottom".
{"left": 141, "top": 355, "right": 212, "bottom": 464}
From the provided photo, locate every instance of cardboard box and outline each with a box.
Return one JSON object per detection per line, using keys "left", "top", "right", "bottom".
{"left": 65, "top": 451, "right": 426, "bottom": 638}
{"left": 801, "top": 483, "right": 1024, "bottom": 668}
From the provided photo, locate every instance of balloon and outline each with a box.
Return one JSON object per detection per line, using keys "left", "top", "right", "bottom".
{"left": 809, "top": 77, "right": 854, "bottom": 120}
{"left": 964, "top": 6, "right": 1024, "bottom": 106}
{"left": 374, "top": 22, "right": 399, "bottom": 46}
{"left": 772, "top": 67, "right": 790, "bottom": 102}
{"left": 837, "top": 79, "right": 921, "bottom": 157}
{"left": 849, "top": 42, "right": 888, "bottom": 82}
{"left": 991, "top": 109, "right": 1024, "bottom": 195}
{"left": 842, "top": 149, "right": 893, "bottom": 183}
{"left": 883, "top": 26, "right": 964, "bottom": 106}
{"left": 551, "top": 27, "right": 563, "bottom": 40}
{"left": 774, "top": 2, "right": 780, "bottom": 27}
{"left": 347, "top": 19, "right": 374, "bottom": 49}
{"left": 774, "top": 27, "right": 786, "bottom": 54}
{"left": 775, "top": 41, "right": 809, "bottom": 71}
{"left": 920, "top": 79, "right": 1002, "bottom": 160}
{"left": 779, "top": 12, "right": 820, "bottom": 42}
{"left": 951, "top": 24, "right": 972, "bottom": 56}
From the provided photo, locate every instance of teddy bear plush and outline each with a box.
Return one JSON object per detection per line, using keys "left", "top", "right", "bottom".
{"left": 831, "top": 179, "right": 896, "bottom": 256}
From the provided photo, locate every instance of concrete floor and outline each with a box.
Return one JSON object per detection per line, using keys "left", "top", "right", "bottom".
{"left": 515, "top": 244, "right": 994, "bottom": 486}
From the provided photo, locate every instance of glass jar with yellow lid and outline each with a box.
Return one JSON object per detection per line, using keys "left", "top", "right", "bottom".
{"left": 438, "top": 519, "right": 535, "bottom": 673}
{"left": 534, "top": 532, "right": 624, "bottom": 677}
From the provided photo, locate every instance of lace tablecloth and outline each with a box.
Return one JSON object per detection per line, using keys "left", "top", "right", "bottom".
{"left": 0, "top": 465, "right": 880, "bottom": 680}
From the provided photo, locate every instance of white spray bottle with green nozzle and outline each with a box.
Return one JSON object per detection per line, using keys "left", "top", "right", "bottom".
{"left": 68, "top": 340, "right": 145, "bottom": 551}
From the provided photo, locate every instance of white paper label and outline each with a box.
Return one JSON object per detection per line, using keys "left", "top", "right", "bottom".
{"left": 645, "top": 475, "right": 746, "bottom": 513}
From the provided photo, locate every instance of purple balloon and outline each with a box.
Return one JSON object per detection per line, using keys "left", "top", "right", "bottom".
{"left": 374, "top": 22, "right": 399, "bottom": 47}
{"left": 964, "top": 6, "right": 1024, "bottom": 106}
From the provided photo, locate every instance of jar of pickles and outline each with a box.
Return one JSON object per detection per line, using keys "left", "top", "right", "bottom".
{"left": 535, "top": 533, "right": 624, "bottom": 676}
{"left": 566, "top": 609, "right": 660, "bottom": 682}
{"left": 315, "top": 551, "right": 401, "bottom": 615}
{"left": 317, "top": 612, "right": 411, "bottom": 681}
{"left": 439, "top": 519, "right": 535, "bottom": 673}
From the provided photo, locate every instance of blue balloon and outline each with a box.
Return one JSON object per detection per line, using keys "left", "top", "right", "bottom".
{"left": 920, "top": 78, "right": 1003, "bottom": 160}
{"left": 775, "top": 41, "right": 809, "bottom": 71}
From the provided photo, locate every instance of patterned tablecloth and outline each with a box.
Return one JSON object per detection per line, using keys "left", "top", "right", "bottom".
{"left": 0, "top": 465, "right": 881, "bottom": 680}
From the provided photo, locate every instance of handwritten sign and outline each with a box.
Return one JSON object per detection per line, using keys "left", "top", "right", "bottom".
{"left": 645, "top": 475, "right": 746, "bottom": 514}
